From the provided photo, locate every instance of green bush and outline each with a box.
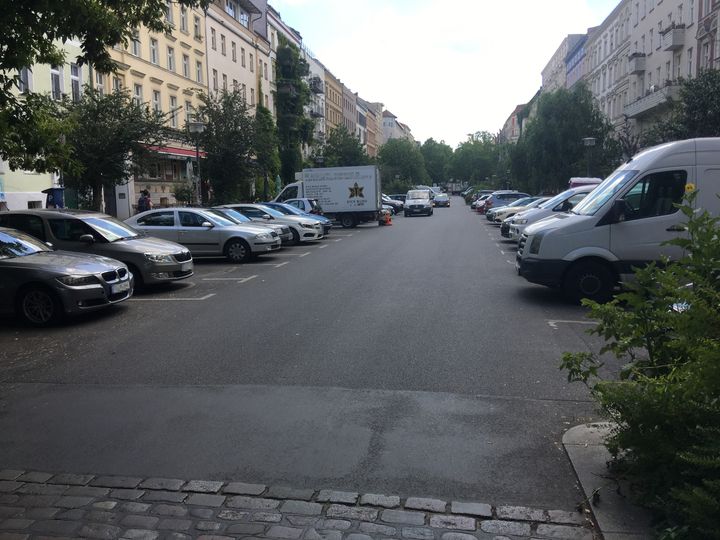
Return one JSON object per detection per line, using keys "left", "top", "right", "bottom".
{"left": 560, "top": 195, "right": 720, "bottom": 539}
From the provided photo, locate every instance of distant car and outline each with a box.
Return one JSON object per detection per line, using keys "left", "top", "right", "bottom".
{"left": 382, "top": 194, "right": 404, "bottom": 214}
{"left": 481, "top": 191, "right": 531, "bottom": 215}
{"left": 262, "top": 202, "right": 333, "bottom": 236}
{"left": 471, "top": 194, "right": 490, "bottom": 210}
{"left": 433, "top": 193, "right": 450, "bottom": 207}
{"left": 486, "top": 196, "right": 538, "bottom": 221}
{"left": 125, "top": 208, "right": 281, "bottom": 263}
{"left": 0, "top": 209, "right": 193, "bottom": 288}
{"left": 493, "top": 197, "right": 549, "bottom": 224}
{"left": 388, "top": 194, "right": 407, "bottom": 204}
{"left": 0, "top": 227, "right": 133, "bottom": 326}
{"left": 404, "top": 189, "right": 433, "bottom": 216}
{"left": 284, "top": 198, "right": 324, "bottom": 215}
{"left": 210, "top": 207, "right": 293, "bottom": 245}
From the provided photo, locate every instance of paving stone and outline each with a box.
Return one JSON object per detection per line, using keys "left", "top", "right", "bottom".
{"left": 186, "top": 494, "right": 225, "bottom": 507}
{"left": 440, "top": 533, "right": 478, "bottom": 540}
{"left": 326, "top": 505, "right": 378, "bottom": 522}
{"left": 380, "top": 509, "right": 425, "bottom": 526}
{"left": 304, "top": 529, "right": 342, "bottom": 540}
{"left": 359, "top": 522, "right": 397, "bottom": 535}
{"left": 0, "top": 518, "right": 33, "bottom": 530}
{"left": 78, "top": 523, "right": 121, "bottom": 539}
{"left": 479, "top": 520, "right": 532, "bottom": 536}
{"left": 496, "top": 505, "right": 546, "bottom": 522}
{"left": 183, "top": 480, "right": 224, "bottom": 494}
{"left": 21, "top": 508, "right": 58, "bottom": 519}
{"left": 55, "top": 495, "right": 94, "bottom": 508}
{"left": 86, "top": 510, "right": 123, "bottom": 524}
{"left": 0, "top": 484, "right": 21, "bottom": 495}
{"left": 225, "top": 523, "right": 265, "bottom": 535}
{"left": 0, "top": 472, "right": 23, "bottom": 482}
{"left": 157, "top": 518, "right": 192, "bottom": 531}
{"left": 450, "top": 502, "right": 493, "bottom": 518}
{"left": 55, "top": 509, "right": 85, "bottom": 520}
{"left": 16, "top": 495, "right": 58, "bottom": 508}
{"left": 535, "top": 524, "right": 594, "bottom": 540}
{"left": 266, "top": 486, "right": 315, "bottom": 501}
{"left": 0, "top": 509, "right": 22, "bottom": 520}
{"left": 121, "top": 502, "right": 151, "bottom": 514}
{"left": 346, "top": 534, "right": 374, "bottom": 540}
{"left": 120, "top": 529, "right": 159, "bottom": 540}
{"left": 217, "top": 509, "right": 250, "bottom": 521}
{"left": 195, "top": 521, "right": 223, "bottom": 532}
{"left": 546, "top": 510, "right": 587, "bottom": 526}
{"left": 16, "top": 472, "right": 52, "bottom": 484}
{"left": 429, "top": 515, "right": 475, "bottom": 531}
{"left": 316, "top": 490, "right": 358, "bottom": 504}
{"left": 0, "top": 497, "right": 20, "bottom": 506}
{"left": 153, "top": 504, "right": 188, "bottom": 517}
{"left": 226, "top": 496, "right": 279, "bottom": 510}
{"left": 266, "top": 525, "right": 303, "bottom": 539}
{"left": 92, "top": 501, "right": 118, "bottom": 510}
{"left": 280, "top": 500, "right": 323, "bottom": 515}
{"left": 313, "top": 519, "right": 352, "bottom": 530}
{"left": 141, "top": 491, "right": 186, "bottom": 503}
{"left": 30, "top": 519, "right": 81, "bottom": 535}
{"left": 286, "top": 516, "right": 317, "bottom": 526}
{"left": 401, "top": 527, "right": 434, "bottom": 540}
{"left": 139, "top": 478, "right": 185, "bottom": 491}
{"left": 91, "top": 476, "right": 143, "bottom": 489}
{"left": 120, "top": 515, "right": 160, "bottom": 529}
{"left": 48, "top": 474, "right": 94, "bottom": 486}
{"left": 251, "top": 512, "right": 283, "bottom": 523}
{"left": 0, "top": 533, "right": 29, "bottom": 540}
{"left": 17, "top": 484, "right": 68, "bottom": 496}
{"left": 190, "top": 508, "right": 215, "bottom": 519}
{"left": 66, "top": 486, "right": 110, "bottom": 498}
{"left": 359, "top": 493, "right": 401, "bottom": 508}
{"left": 406, "top": 497, "right": 446, "bottom": 513}
{"left": 223, "top": 482, "right": 266, "bottom": 496}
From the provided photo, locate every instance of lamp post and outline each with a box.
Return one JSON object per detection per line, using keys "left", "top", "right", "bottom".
{"left": 188, "top": 119, "right": 206, "bottom": 205}
{"left": 582, "top": 137, "right": 596, "bottom": 177}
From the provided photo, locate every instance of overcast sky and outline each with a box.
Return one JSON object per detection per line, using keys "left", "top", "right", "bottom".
{"left": 268, "top": 0, "right": 619, "bottom": 148}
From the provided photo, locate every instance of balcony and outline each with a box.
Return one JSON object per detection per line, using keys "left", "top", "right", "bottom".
{"left": 628, "top": 53, "right": 646, "bottom": 74}
{"left": 310, "top": 107, "right": 324, "bottom": 118}
{"left": 624, "top": 84, "right": 682, "bottom": 118}
{"left": 662, "top": 26, "right": 685, "bottom": 51}
{"left": 308, "top": 76, "right": 324, "bottom": 94}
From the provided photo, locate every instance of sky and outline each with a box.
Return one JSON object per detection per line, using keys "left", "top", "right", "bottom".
{"left": 268, "top": 0, "right": 620, "bottom": 148}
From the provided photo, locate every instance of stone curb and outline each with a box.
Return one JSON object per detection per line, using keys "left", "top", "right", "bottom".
{"left": 0, "top": 469, "right": 598, "bottom": 539}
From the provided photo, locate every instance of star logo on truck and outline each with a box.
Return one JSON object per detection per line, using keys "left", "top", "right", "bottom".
{"left": 349, "top": 183, "right": 364, "bottom": 198}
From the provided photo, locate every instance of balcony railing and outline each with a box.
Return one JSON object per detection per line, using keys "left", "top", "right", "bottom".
{"left": 628, "top": 53, "right": 646, "bottom": 74}
{"left": 662, "top": 26, "right": 685, "bottom": 51}
{"left": 308, "top": 76, "right": 324, "bottom": 94}
{"left": 624, "top": 83, "right": 682, "bottom": 118}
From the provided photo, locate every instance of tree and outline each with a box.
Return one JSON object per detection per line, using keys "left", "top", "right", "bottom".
{"left": 448, "top": 132, "right": 498, "bottom": 186}
{"left": 254, "top": 105, "right": 280, "bottom": 200}
{"left": 275, "top": 35, "right": 312, "bottom": 184}
{"left": 62, "top": 88, "right": 168, "bottom": 211}
{"left": 316, "top": 126, "right": 370, "bottom": 167}
{"left": 195, "top": 90, "right": 255, "bottom": 204}
{"left": 420, "top": 138, "right": 453, "bottom": 185}
{"left": 377, "top": 138, "right": 429, "bottom": 192}
{"left": 0, "top": 0, "right": 208, "bottom": 172}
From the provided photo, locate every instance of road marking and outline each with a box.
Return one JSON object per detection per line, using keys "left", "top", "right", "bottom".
{"left": 333, "top": 239, "right": 343, "bottom": 242}
{"left": 274, "top": 261, "right": 289, "bottom": 268}
{"left": 319, "top": 244, "right": 328, "bottom": 249}
{"left": 298, "top": 252, "right": 312, "bottom": 258}
{"left": 268, "top": 252, "right": 310, "bottom": 257}
{"left": 130, "top": 293, "right": 216, "bottom": 302}
{"left": 202, "top": 275, "right": 257, "bottom": 283}
{"left": 547, "top": 320, "right": 597, "bottom": 330}
{"left": 331, "top": 233, "right": 354, "bottom": 237}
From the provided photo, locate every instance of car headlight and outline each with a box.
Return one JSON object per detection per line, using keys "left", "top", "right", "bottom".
{"left": 57, "top": 275, "right": 100, "bottom": 287}
{"left": 255, "top": 233, "right": 273, "bottom": 241}
{"left": 515, "top": 218, "right": 528, "bottom": 225}
{"left": 145, "top": 253, "right": 174, "bottom": 263}
{"left": 301, "top": 223, "right": 315, "bottom": 229}
{"left": 529, "top": 232, "right": 546, "bottom": 254}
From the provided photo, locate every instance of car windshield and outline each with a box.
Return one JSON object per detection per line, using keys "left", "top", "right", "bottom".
{"left": 507, "top": 197, "right": 533, "bottom": 207}
{"left": 572, "top": 169, "right": 639, "bottom": 216}
{"left": 407, "top": 190, "right": 429, "bottom": 199}
{"left": 538, "top": 189, "right": 577, "bottom": 209}
{"left": 267, "top": 203, "right": 300, "bottom": 216}
{"left": 199, "top": 210, "right": 236, "bottom": 227}
{"left": 0, "top": 230, "right": 51, "bottom": 259}
{"left": 83, "top": 216, "right": 141, "bottom": 242}
{"left": 527, "top": 198, "right": 549, "bottom": 208}
{"left": 210, "top": 208, "right": 252, "bottom": 223}
{"left": 256, "top": 205, "right": 285, "bottom": 218}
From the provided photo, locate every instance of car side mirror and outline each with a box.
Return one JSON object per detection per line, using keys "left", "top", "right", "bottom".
{"left": 78, "top": 234, "right": 95, "bottom": 244}
{"left": 201, "top": 221, "right": 214, "bottom": 228}
{"left": 45, "top": 242, "right": 54, "bottom": 250}
{"left": 262, "top": 214, "right": 272, "bottom": 220}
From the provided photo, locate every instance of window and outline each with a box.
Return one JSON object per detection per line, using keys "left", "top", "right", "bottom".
{"left": 179, "top": 211, "right": 209, "bottom": 227}
{"left": 221, "top": 35, "right": 226, "bottom": 56}
{"left": 231, "top": 42, "right": 237, "bottom": 62}
{"left": 265, "top": 94, "right": 269, "bottom": 107}
{"left": 688, "top": 47, "right": 693, "bottom": 76}
{"left": 212, "top": 69, "right": 218, "bottom": 91}
{"left": 222, "top": 73, "right": 227, "bottom": 90}
{"left": 95, "top": 72, "right": 104, "bottom": 95}
{"left": 112, "top": 76, "right": 123, "bottom": 92}
{"left": 133, "top": 84, "right": 143, "bottom": 106}
{"left": 241, "top": 83, "right": 246, "bottom": 101}
{"left": 180, "top": 6, "right": 188, "bottom": 31}
{"left": 137, "top": 211, "right": 175, "bottom": 227}
{"left": 241, "top": 47, "right": 246, "bottom": 67}
{"left": 690, "top": 0, "right": 694, "bottom": 22}
{"left": 250, "top": 87, "right": 255, "bottom": 105}
{"left": 623, "top": 171, "right": 687, "bottom": 221}
{"left": 50, "top": 65, "right": 62, "bottom": 100}
{"left": 649, "top": 30, "right": 654, "bottom": 52}
{"left": 152, "top": 90, "right": 161, "bottom": 113}
{"left": 18, "top": 67, "right": 31, "bottom": 93}
{"left": 167, "top": 47, "right": 175, "bottom": 71}
{"left": 182, "top": 54, "right": 190, "bottom": 78}
{"left": 165, "top": 0, "right": 174, "bottom": 23}
{"left": 131, "top": 30, "right": 141, "bottom": 56}
{"left": 211, "top": 28, "right": 217, "bottom": 50}
{"left": 250, "top": 53, "right": 254, "bottom": 72}
{"left": 150, "top": 38, "right": 159, "bottom": 64}
{"left": 194, "top": 16, "right": 201, "bottom": 39}
{"left": 70, "top": 64, "right": 81, "bottom": 102}
{"left": 170, "top": 96, "right": 178, "bottom": 128}
{"left": 0, "top": 214, "right": 46, "bottom": 240}
{"left": 264, "top": 62, "right": 268, "bottom": 80}
{"left": 196, "top": 61, "right": 203, "bottom": 83}
{"left": 185, "top": 100, "right": 192, "bottom": 123}
{"left": 232, "top": 78, "right": 238, "bottom": 90}
{"left": 226, "top": 0, "right": 236, "bottom": 18}
{"left": 49, "top": 219, "right": 97, "bottom": 242}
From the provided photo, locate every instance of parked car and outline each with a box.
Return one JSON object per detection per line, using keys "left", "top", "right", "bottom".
{"left": 209, "top": 207, "right": 293, "bottom": 245}
{"left": 486, "top": 197, "right": 535, "bottom": 221}
{"left": 499, "top": 198, "right": 549, "bottom": 235}
{"left": 471, "top": 194, "right": 490, "bottom": 210}
{"left": 493, "top": 197, "right": 549, "bottom": 224}
{"left": 433, "top": 193, "right": 450, "bottom": 207}
{"left": 284, "top": 197, "right": 324, "bottom": 215}
{"left": 388, "top": 194, "right": 407, "bottom": 204}
{"left": 262, "top": 202, "right": 333, "bottom": 236}
{"left": 404, "top": 189, "right": 433, "bottom": 216}
{"left": 217, "top": 203, "right": 323, "bottom": 244}
{"left": 382, "top": 194, "right": 404, "bottom": 214}
{"left": 0, "top": 209, "right": 193, "bottom": 288}
{"left": 0, "top": 227, "right": 133, "bottom": 326}
{"left": 481, "top": 191, "right": 531, "bottom": 215}
{"left": 125, "top": 208, "right": 281, "bottom": 263}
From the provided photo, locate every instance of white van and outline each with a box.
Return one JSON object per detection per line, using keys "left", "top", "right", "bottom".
{"left": 516, "top": 138, "right": 720, "bottom": 301}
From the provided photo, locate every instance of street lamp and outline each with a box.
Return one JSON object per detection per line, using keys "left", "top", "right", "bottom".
{"left": 188, "top": 119, "right": 206, "bottom": 205}
{"left": 582, "top": 137, "right": 596, "bottom": 177}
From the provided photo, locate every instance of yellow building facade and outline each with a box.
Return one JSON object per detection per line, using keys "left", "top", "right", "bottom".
{"left": 324, "top": 69, "right": 343, "bottom": 133}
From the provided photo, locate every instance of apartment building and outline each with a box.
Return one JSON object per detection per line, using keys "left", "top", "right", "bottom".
{"left": 624, "top": 0, "right": 698, "bottom": 133}
{"left": 324, "top": 69, "right": 343, "bottom": 132}
{"left": 355, "top": 97, "right": 368, "bottom": 148}
{"left": 499, "top": 105, "right": 526, "bottom": 144}
{"left": 305, "top": 52, "right": 327, "bottom": 147}
{"left": 696, "top": 0, "right": 718, "bottom": 70}
{"left": 0, "top": 41, "right": 90, "bottom": 210}
{"left": 360, "top": 99, "right": 382, "bottom": 158}
{"left": 342, "top": 86, "right": 357, "bottom": 135}
{"left": 382, "top": 110, "right": 414, "bottom": 142}
{"left": 542, "top": 34, "right": 586, "bottom": 91}
{"left": 566, "top": 32, "right": 594, "bottom": 88}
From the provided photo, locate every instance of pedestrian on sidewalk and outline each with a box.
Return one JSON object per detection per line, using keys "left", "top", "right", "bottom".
{"left": 137, "top": 190, "right": 153, "bottom": 213}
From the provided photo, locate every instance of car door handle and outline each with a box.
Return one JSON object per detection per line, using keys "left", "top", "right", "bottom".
{"left": 666, "top": 224, "right": 686, "bottom": 232}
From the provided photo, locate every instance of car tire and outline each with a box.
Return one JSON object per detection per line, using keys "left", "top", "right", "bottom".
{"left": 224, "top": 238, "right": 252, "bottom": 263}
{"left": 16, "top": 285, "right": 62, "bottom": 327}
{"left": 340, "top": 214, "right": 356, "bottom": 228}
{"left": 126, "top": 263, "right": 144, "bottom": 290}
{"left": 290, "top": 228, "right": 300, "bottom": 245}
{"left": 404, "top": 211, "right": 409, "bottom": 217}
{"left": 562, "top": 261, "right": 615, "bottom": 303}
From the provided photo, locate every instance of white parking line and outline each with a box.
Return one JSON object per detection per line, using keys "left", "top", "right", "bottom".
{"left": 274, "top": 261, "right": 289, "bottom": 268}
{"left": 298, "top": 252, "right": 312, "bottom": 258}
{"left": 547, "top": 320, "right": 597, "bottom": 330}
{"left": 202, "top": 275, "right": 257, "bottom": 283}
{"left": 319, "top": 244, "right": 328, "bottom": 249}
{"left": 130, "top": 293, "right": 217, "bottom": 302}
{"left": 269, "top": 252, "right": 310, "bottom": 257}
{"left": 333, "top": 239, "right": 343, "bottom": 243}
{"left": 331, "top": 233, "right": 354, "bottom": 237}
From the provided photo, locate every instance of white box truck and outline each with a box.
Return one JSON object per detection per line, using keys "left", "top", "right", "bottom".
{"left": 516, "top": 138, "right": 720, "bottom": 302}
{"left": 274, "top": 165, "right": 382, "bottom": 228}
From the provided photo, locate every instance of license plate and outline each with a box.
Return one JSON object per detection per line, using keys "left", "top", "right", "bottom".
{"left": 180, "top": 262, "right": 192, "bottom": 271}
{"left": 112, "top": 280, "right": 130, "bottom": 294}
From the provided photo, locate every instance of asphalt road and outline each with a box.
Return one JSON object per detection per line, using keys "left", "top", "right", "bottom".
{"left": 0, "top": 198, "right": 603, "bottom": 510}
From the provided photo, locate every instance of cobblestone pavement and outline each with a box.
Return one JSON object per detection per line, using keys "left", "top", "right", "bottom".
{"left": 0, "top": 470, "right": 597, "bottom": 540}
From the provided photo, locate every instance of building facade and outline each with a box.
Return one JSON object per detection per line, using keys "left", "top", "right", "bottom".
{"left": 696, "top": 0, "right": 719, "bottom": 70}
{"left": 542, "top": 34, "right": 585, "bottom": 92}
{"left": 499, "top": 104, "right": 526, "bottom": 144}
{"left": 566, "top": 32, "right": 593, "bottom": 88}
{"left": 305, "top": 51, "right": 327, "bottom": 149}
{"left": 382, "top": 110, "right": 414, "bottom": 142}
{"left": 342, "top": 86, "right": 357, "bottom": 135}
{"left": 324, "top": 69, "right": 343, "bottom": 133}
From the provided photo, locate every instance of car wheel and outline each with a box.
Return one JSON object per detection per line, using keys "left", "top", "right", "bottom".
{"left": 17, "top": 286, "right": 62, "bottom": 326}
{"left": 224, "top": 238, "right": 252, "bottom": 263}
{"left": 340, "top": 214, "right": 356, "bottom": 228}
{"left": 127, "top": 263, "right": 144, "bottom": 290}
{"left": 562, "top": 261, "right": 615, "bottom": 303}
{"left": 404, "top": 211, "right": 409, "bottom": 217}
{"left": 290, "top": 228, "right": 300, "bottom": 245}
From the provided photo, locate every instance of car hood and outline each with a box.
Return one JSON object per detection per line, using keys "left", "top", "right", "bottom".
{"left": 2, "top": 250, "right": 123, "bottom": 274}
{"left": 406, "top": 198, "right": 431, "bottom": 205}
{"left": 111, "top": 235, "right": 188, "bottom": 255}
{"left": 273, "top": 215, "right": 320, "bottom": 226}
{"left": 525, "top": 212, "right": 591, "bottom": 236}
{"left": 225, "top": 223, "right": 279, "bottom": 235}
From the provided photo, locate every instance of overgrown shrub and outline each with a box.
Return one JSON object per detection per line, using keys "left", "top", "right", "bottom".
{"left": 561, "top": 195, "right": 720, "bottom": 539}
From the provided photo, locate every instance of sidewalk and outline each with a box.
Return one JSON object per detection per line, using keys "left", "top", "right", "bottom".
{"left": 0, "top": 469, "right": 596, "bottom": 540}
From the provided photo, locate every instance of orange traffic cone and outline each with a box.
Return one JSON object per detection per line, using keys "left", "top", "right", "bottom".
{"left": 384, "top": 211, "right": 392, "bottom": 225}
